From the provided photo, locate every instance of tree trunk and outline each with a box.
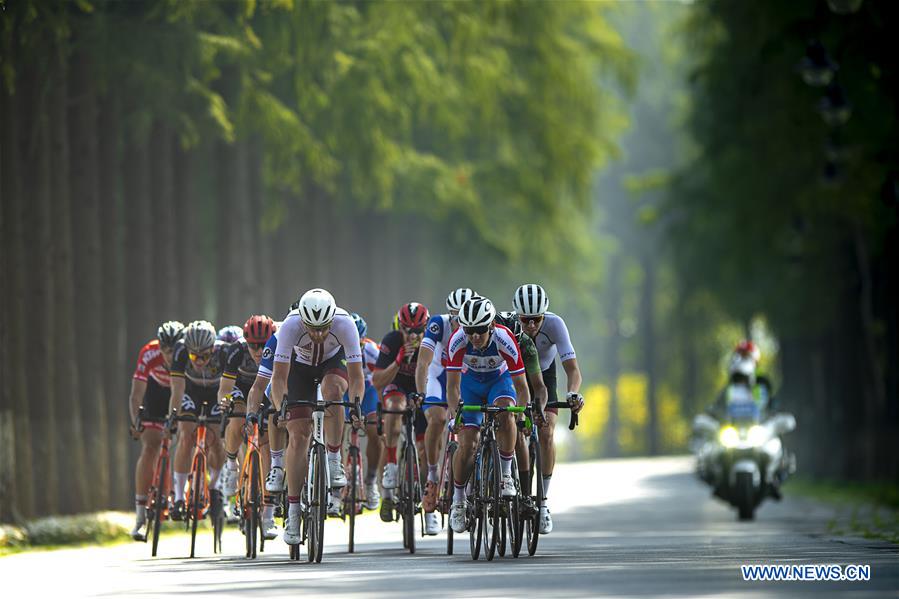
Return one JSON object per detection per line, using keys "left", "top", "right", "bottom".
{"left": 1, "top": 67, "right": 33, "bottom": 523}
{"left": 173, "top": 142, "right": 198, "bottom": 317}
{"left": 51, "top": 57, "right": 90, "bottom": 514}
{"left": 69, "top": 47, "right": 109, "bottom": 510}
{"left": 640, "top": 253, "right": 659, "bottom": 456}
{"left": 98, "top": 90, "right": 129, "bottom": 509}
{"left": 152, "top": 122, "right": 177, "bottom": 321}
{"left": 603, "top": 253, "right": 621, "bottom": 458}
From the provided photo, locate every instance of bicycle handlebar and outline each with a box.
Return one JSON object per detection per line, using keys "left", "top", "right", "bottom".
{"left": 541, "top": 400, "right": 580, "bottom": 430}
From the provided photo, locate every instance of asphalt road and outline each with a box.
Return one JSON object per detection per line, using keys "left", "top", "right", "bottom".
{"left": 3, "top": 457, "right": 897, "bottom": 598}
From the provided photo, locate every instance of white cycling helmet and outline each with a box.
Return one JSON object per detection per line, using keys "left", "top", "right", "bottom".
{"left": 298, "top": 288, "right": 337, "bottom": 327}
{"left": 458, "top": 297, "right": 496, "bottom": 328}
{"left": 513, "top": 283, "right": 549, "bottom": 317}
{"left": 446, "top": 287, "right": 475, "bottom": 312}
{"left": 184, "top": 320, "right": 216, "bottom": 352}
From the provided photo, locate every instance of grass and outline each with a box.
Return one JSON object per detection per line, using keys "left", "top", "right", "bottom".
{"left": 0, "top": 511, "right": 217, "bottom": 557}
{"left": 789, "top": 477, "right": 899, "bottom": 545}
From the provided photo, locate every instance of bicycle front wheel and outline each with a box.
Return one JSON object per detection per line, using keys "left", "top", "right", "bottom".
{"left": 347, "top": 447, "right": 358, "bottom": 553}
{"left": 443, "top": 440, "right": 457, "bottom": 556}
{"left": 247, "top": 452, "right": 261, "bottom": 558}
{"left": 308, "top": 443, "right": 327, "bottom": 563}
{"left": 481, "top": 440, "right": 501, "bottom": 561}
{"left": 150, "top": 453, "right": 167, "bottom": 557}
{"left": 189, "top": 453, "right": 206, "bottom": 558}
{"left": 403, "top": 443, "right": 416, "bottom": 554}
{"left": 527, "top": 434, "right": 543, "bottom": 556}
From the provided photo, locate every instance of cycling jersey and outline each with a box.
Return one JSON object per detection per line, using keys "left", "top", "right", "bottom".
{"left": 133, "top": 339, "right": 171, "bottom": 387}
{"left": 222, "top": 340, "right": 259, "bottom": 387}
{"left": 274, "top": 308, "right": 362, "bottom": 367}
{"left": 446, "top": 324, "right": 525, "bottom": 382}
{"left": 530, "top": 312, "right": 576, "bottom": 370}
{"left": 257, "top": 331, "right": 279, "bottom": 380}
{"left": 361, "top": 337, "right": 380, "bottom": 385}
{"left": 170, "top": 339, "right": 227, "bottom": 387}
{"left": 374, "top": 330, "right": 420, "bottom": 390}
{"left": 421, "top": 314, "right": 454, "bottom": 374}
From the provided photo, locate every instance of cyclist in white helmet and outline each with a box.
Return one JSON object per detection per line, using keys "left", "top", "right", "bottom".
{"left": 413, "top": 287, "right": 475, "bottom": 535}
{"left": 512, "top": 283, "right": 584, "bottom": 534}
{"left": 269, "top": 288, "right": 366, "bottom": 546}
{"left": 446, "top": 297, "right": 531, "bottom": 534}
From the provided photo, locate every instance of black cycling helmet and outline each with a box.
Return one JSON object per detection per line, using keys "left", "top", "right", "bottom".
{"left": 157, "top": 321, "right": 185, "bottom": 348}
{"left": 496, "top": 311, "right": 523, "bottom": 340}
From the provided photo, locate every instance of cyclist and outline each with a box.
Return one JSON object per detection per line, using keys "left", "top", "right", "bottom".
{"left": 217, "top": 325, "right": 243, "bottom": 344}
{"left": 495, "top": 310, "right": 548, "bottom": 488}
{"left": 446, "top": 297, "right": 531, "bottom": 534}
{"left": 349, "top": 313, "right": 383, "bottom": 511}
{"left": 371, "top": 302, "right": 430, "bottom": 523}
{"left": 513, "top": 283, "right": 584, "bottom": 534}
{"left": 216, "top": 316, "right": 276, "bottom": 513}
{"left": 414, "top": 288, "right": 475, "bottom": 535}
{"left": 128, "top": 320, "right": 184, "bottom": 540}
{"left": 167, "top": 320, "right": 228, "bottom": 520}
{"left": 270, "top": 288, "right": 365, "bottom": 545}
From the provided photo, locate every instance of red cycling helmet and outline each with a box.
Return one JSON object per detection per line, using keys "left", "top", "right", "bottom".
{"left": 734, "top": 340, "right": 760, "bottom": 363}
{"left": 243, "top": 315, "right": 276, "bottom": 344}
{"left": 398, "top": 302, "right": 430, "bottom": 330}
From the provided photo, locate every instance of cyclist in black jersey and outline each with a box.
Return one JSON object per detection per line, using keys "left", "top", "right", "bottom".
{"left": 167, "top": 320, "right": 228, "bottom": 520}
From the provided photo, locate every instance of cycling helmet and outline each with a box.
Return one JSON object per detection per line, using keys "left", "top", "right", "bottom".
{"left": 157, "top": 321, "right": 185, "bottom": 347}
{"left": 446, "top": 288, "right": 475, "bottom": 312}
{"left": 184, "top": 320, "right": 216, "bottom": 352}
{"left": 398, "top": 302, "right": 430, "bottom": 330}
{"left": 734, "top": 340, "right": 761, "bottom": 363}
{"left": 298, "top": 288, "right": 337, "bottom": 327}
{"left": 350, "top": 312, "right": 368, "bottom": 339}
{"left": 289, "top": 299, "right": 300, "bottom": 312}
{"left": 496, "top": 311, "right": 522, "bottom": 339}
{"left": 217, "top": 325, "right": 243, "bottom": 344}
{"left": 513, "top": 284, "right": 549, "bottom": 317}
{"left": 728, "top": 352, "right": 757, "bottom": 385}
{"left": 459, "top": 298, "right": 496, "bottom": 328}
{"left": 243, "top": 315, "right": 275, "bottom": 344}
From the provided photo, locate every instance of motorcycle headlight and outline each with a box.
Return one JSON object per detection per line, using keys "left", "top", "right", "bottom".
{"left": 748, "top": 425, "right": 768, "bottom": 447}
{"left": 719, "top": 426, "right": 739, "bottom": 448}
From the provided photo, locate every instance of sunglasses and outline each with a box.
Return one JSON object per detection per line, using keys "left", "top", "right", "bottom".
{"left": 518, "top": 315, "right": 544, "bottom": 325}
{"left": 463, "top": 325, "right": 490, "bottom": 335}
{"left": 189, "top": 351, "right": 213, "bottom": 361}
{"left": 402, "top": 326, "right": 425, "bottom": 335}
{"left": 248, "top": 342, "right": 266, "bottom": 351}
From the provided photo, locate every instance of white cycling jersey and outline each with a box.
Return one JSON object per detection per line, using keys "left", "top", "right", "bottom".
{"left": 274, "top": 308, "right": 362, "bottom": 366}
{"left": 531, "top": 312, "right": 576, "bottom": 371}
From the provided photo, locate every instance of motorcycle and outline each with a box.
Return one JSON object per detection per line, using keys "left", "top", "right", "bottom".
{"left": 692, "top": 386, "right": 796, "bottom": 520}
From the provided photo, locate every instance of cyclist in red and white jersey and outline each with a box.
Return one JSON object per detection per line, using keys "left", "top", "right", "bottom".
{"left": 128, "top": 321, "right": 183, "bottom": 540}
{"left": 445, "top": 297, "right": 531, "bottom": 533}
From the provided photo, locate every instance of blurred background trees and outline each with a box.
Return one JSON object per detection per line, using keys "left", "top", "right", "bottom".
{"left": 1, "top": 0, "right": 895, "bottom": 521}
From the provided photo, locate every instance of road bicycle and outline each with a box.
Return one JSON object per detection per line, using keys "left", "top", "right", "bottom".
{"left": 134, "top": 406, "right": 171, "bottom": 557}
{"left": 376, "top": 395, "right": 422, "bottom": 554}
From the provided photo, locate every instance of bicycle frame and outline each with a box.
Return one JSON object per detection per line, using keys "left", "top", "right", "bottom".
{"left": 377, "top": 396, "right": 422, "bottom": 553}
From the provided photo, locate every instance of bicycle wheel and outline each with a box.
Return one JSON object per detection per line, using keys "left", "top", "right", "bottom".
{"left": 509, "top": 462, "right": 522, "bottom": 558}
{"left": 347, "top": 447, "right": 358, "bottom": 553}
{"left": 468, "top": 472, "right": 482, "bottom": 560}
{"left": 527, "top": 434, "right": 543, "bottom": 556}
{"left": 309, "top": 444, "right": 327, "bottom": 563}
{"left": 481, "top": 440, "right": 501, "bottom": 561}
{"left": 403, "top": 443, "right": 416, "bottom": 554}
{"left": 443, "top": 441, "right": 456, "bottom": 556}
{"left": 189, "top": 454, "right": 205, "bottom": 558}
{"left": 150, "top": 453, "right": 167, "bottom": 557}
{"left": 247, "top": 452, "right": 260, "bottom": 558}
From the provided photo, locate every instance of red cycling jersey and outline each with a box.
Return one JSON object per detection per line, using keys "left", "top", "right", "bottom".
{"left": 133, "top": 339, "right": 171, "bottom": 387}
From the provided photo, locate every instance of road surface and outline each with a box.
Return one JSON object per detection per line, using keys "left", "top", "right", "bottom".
{"left": 2, "top": 457, "right": 896, "bottom": 597}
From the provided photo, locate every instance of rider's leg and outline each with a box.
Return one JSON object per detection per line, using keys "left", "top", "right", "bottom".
{"left": 135, "top": 427, "right": 163, "bottom": 517}
{"left": 538, "top": 411, "right": 558, "bottom": 503}
{"left": 284, "top": 417, "right": 313, "bottom": 499}
{"left": 382, "top": 392, "right": 405, "bottom": 486}
{"left": 173, "top": 422, "right": 197, "bottom": 503}
{"left": 424, "top": 406, "right": 447, "bottom": 484}
{"left": 322, "top": 373, "right": 348, "bottom": 474}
